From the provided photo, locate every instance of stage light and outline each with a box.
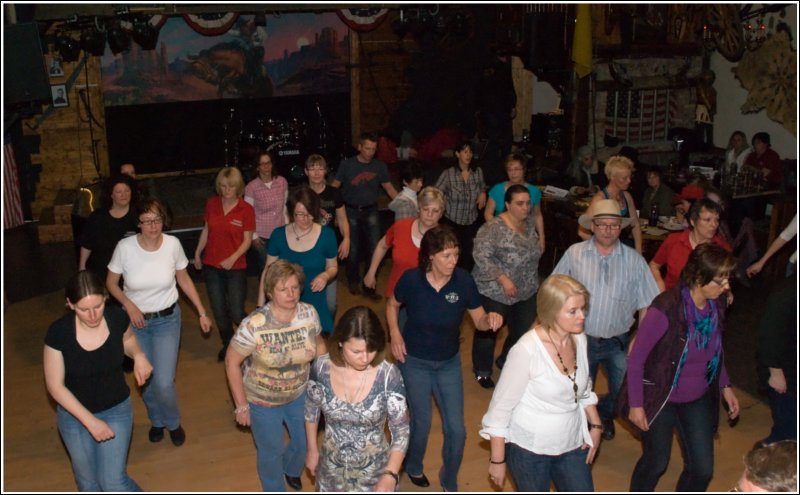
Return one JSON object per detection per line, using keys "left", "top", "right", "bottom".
{"left": 56, "top": 33, "right": 81, "bottom": 62}
{"left": 80, "top": 28, "right": 106, "bottom": 56}
{"left": 107, "top": 22, "right": 131, "bottom": 54}
{"left": 132, "top": 19, "right": 159, "bottom": 50}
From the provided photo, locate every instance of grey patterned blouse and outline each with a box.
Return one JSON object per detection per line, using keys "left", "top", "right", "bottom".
{"left": 305, "top": 355, "right": 410, "bottom": 492}
{"left": 472, "top": 214, "right": 541, "bottom": 305}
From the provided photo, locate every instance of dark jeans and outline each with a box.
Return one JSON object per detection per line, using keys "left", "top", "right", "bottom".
{"left": 202, "top": 266, "right": 247, "bottom": 347}
{"left": 630, "top": 391, "right": 714, "bottom": 492}
{"left": 345, "top": 206, "right": 380, "bottom": 286}
{"left": 506, "top": 442, "right": 593, "bottom": 492}
{"left": 472, "top": 292, "right": 537, "bottom": 376}
{"left": 765, "top": 388, "right": 797, "bottom": 443}
{"left": 398, "top": 353, "right": 465, "bottom": 492}
{"left": 442, "top": 217, "right": 481, "bottom": 272}
{"left": 587, "top": 332, "right": 629, "bottom": 420}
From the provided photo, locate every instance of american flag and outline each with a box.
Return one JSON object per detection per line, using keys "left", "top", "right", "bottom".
{"left": 3, "top": 137, "right": 25, "bottom": 229}
{"left": 601, "top": 88, "right": 688, "bottom": 145}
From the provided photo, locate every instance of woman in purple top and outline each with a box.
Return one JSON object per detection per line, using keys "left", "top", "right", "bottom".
{"left": 622, "top": 243, "right": 740, "bottom": 492}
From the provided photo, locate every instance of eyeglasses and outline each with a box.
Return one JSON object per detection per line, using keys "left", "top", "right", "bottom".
{"left": 592, "top": 222, "right": 621, "bottom": 231}
{"left": 138, "top": 218, "right": 163, "bottom": 226}
{"left": 293, "top": 211, "right": 312, "bottom": 219}
{"left": 710, "top": 276, "right": 730, "bottom": 287}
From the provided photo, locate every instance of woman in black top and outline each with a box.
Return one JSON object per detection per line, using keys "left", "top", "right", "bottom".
{"left": 44, "top": 271, "right": 152, "bottom": 491}
{"left": 79, "top": 175, "right": 139, "bottom": 279}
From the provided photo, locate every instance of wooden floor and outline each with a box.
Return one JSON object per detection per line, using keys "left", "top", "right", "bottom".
{"left": 3, "top": 270, "right": 774, "bottom": 492}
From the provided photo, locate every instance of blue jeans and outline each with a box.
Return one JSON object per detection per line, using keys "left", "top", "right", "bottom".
{"left": 587, "top": 332, "right": 629, "bottom": 420}
{"left": 251, "top": 237, "right": 270, "bottom": 277}
{"left": 134, "top": 305, "right": 181, "bottom": 430}
{"left": 473, "top": 293, "right": 537, "bottom": 376}
{"left": 630, "top": 391, "right": 714, "bottom": 492}
{"left": 506, "top": 442, "right": 593, "bottom": 492}
{"left": 57, "top": 396, "right": 142, "bottom": 492}
{"left": 399, "top": 353, "right": 466, "bottom": 492}
{"left": 345, "top": 206, "right": 380, "bottom": 285}
{"left": 249, "top": 394, "right": 307, "bottom": 492}
{"left": 765, "top": 388, "right": 797, "bottom": 443}
{"left": 202, "top": 266, "right": 247, "bottom": 347}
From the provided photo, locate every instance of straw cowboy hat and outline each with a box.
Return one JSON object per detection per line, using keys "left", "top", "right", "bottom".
{"left": 578, "top": 199, "right": 633, "bottom": 230}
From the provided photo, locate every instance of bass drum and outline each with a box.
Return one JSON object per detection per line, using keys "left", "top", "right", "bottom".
{"left": 267, "top": 141, "right": 306, "bottom": 185}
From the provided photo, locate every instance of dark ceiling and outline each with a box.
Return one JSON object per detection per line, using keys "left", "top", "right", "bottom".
{"left": 11, "top": 3, "right": 401, "bottom": 22}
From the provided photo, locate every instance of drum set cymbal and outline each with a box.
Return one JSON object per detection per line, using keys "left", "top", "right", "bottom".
{"left": 227, "top": 116, "right": 309, "bottom": 182}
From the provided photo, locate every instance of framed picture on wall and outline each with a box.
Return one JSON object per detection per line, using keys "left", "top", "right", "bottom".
{"left": 51, "top": 84, "right": 68, "bottom": 107}
{"left": 48, "top": 56, "right": 64, "bottom": 77}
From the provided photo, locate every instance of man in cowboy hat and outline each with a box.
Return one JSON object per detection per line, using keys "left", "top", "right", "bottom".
{"left": 553, "top": 199, "right": 660, "bottom": 440}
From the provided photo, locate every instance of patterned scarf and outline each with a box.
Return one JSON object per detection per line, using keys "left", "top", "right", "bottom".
{"left": 671, "top": 286, "right": 722, "bottom": 388}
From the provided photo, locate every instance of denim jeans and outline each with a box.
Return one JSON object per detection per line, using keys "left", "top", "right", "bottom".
{"left": 249, "top": 394, "right": 307, "bottom": 491}
{"left": 345, "top": 207, "right": 380, "bottom": 285}
{"left": 134, "top": 305, "right": 181, "bottom": 430}
{"left": 630, "top": 391, "right": 714, "bottom": 492}
{"left": 202, "top": 266, "right": 247, "bottom": 347}
{"left": 473, "top": 293, "right": 537, "bottom": 376}
{"left": 325, "top": 280, "right": 338, "bottom": 323}
{"left": 765, "top": 388, "right": 797, "bottom": 443}
{"left": 506, "top": 442, "right": 593, "bottom": 492}
{"left": 57, "top": 396, "right": 142, "bottom": 492}
{"left": 586, "top": 332, "right": 629, "bottom": 420}
{"left": 398, "top": 353, "right": 466, "bottom": 492}
{"left": 251, "top": 237, "right": 270, "bottom": 277}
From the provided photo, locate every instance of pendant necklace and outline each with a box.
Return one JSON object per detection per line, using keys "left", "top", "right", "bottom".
{"left": 546, "top": 330, "right": 578, "bottom": 403}
{"left": 343, "top": 365, "right": 368, "bottom": 404}
{"left": 292, "top": 223, "right": 313, "bottom": 241}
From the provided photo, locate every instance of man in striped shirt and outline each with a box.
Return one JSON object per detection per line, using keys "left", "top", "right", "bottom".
{"left": 553, "top": 199, "right": 660, "bottom": 440}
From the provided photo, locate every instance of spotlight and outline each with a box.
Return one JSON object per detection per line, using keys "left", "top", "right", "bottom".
{"left": 80, "top": 28, "right": 106, "bottom": 56}
{"left": 107, "top": 22, "right": 131, "bottom": 54}
{"left": 56, "top": 33, "right": 81, "bottom": 62}
{"left": 132, "top": 19, "right": 159, "bottom": 50}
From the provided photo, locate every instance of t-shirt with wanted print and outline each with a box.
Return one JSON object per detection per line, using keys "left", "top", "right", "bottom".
{"left": 231, "top": 301, "right": 321, "bottom": 407}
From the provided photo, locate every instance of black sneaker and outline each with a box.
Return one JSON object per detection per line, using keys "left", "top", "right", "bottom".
{"left": 217, "top": 346, "right": 228, "bottom": 362}
{"left": 148, "top": 426, "right": 164, "bottom": 443}
{"left": 476, "top": 376, "right": 495, "bottom": 389}
{"left": 362, "top": 288, "right": 382, "bottom": 302}
{"left": 168, "top": 425, "right": 186, "bottom": 446}
{"left": 601, "top": 418, "right": 615, "bottom": 440}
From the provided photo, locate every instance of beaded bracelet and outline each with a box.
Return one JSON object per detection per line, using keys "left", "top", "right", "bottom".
{"left": 234, "top": 405, "right": 250, "bottom": 414}
{"left": 588, "top": 423, "right": 604, "bottom": 431}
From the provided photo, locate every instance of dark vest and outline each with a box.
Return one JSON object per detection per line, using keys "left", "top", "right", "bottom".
{"left": 618, "top": 285, "right": 725, "bottom": 433}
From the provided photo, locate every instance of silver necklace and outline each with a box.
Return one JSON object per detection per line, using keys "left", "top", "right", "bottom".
{"left": 343, "top": 365, "right": 368, "bottom": 404}
{"left": 292, "top": 223, "right": 313, "bottom": 241}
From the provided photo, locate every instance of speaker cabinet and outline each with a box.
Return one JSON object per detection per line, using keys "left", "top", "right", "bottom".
{"left": 4, "top": 23, "right": 51, "bottom": 107}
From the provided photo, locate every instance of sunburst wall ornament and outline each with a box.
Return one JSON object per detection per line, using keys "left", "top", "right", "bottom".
{"left": 733, "top": 30, "right": 796, "bottom": 135}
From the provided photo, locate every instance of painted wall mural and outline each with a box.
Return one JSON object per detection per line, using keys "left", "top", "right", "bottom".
{"left": 101, "top": 12, "right": 350, "bottom": 106}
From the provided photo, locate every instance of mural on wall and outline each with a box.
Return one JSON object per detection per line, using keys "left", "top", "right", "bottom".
{"left": 733, "top": 30, "right": 797, "bottom": 136}
{"left": 101, "top": 12, "right": 350, "bottom": 106}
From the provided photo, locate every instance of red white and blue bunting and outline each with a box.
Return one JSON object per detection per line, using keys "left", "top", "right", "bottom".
{"left": 183, "top": 13, "right": 240, "bottom": 36}
{"left": 336, "top": 8, "right": 389, "bottom": 32}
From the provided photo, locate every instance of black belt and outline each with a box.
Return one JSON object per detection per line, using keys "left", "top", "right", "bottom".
{"left": 345, "top": 203, "right": 376, "bottom": 212}
{"left": 142, "top": 303, "right": 176, "bottom": 320}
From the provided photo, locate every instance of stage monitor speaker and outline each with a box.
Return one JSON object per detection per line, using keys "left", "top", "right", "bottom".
{"left": 4, "top": 23, "right": 51, "bottom": 107}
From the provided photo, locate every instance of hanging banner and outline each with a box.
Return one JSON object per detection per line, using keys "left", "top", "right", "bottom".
{"left": 337, "top": 8, "right": 388, "bottom": 32}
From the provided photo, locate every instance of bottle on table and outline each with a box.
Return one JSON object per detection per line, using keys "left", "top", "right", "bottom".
{"left": 649, "top": 202, "right": 659, "bottom": 227}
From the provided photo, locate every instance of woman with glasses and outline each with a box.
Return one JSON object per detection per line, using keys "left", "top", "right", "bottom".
{"left": 649, "top": 198, "right": 732, "bottom": 292}
{"left": 622, "top": 243, "right": 740, "bottom": 491}
{"left": 107, "top": 198, "right": 212, "bottom": 447}
{"left": 194, "top": 167, "right": 255, "bottom": 361}
{"left": 480, "top": 274, "right": 601, "bottom": 492}
{"left": 258, "top": 186, "right": 338, "bottom": 336}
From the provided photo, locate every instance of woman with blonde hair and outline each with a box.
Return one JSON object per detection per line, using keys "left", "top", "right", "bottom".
{"left": 194, "top": 167, "right": 256, "bottom": 361}
{"left": 580, "top": 155, "right": 643, "bottom": 254}
{"left": 481, "top": 274, "right": 602, "bottom": 491}
{"left": 226, "top": 260, "right": 326, "bottom": 491}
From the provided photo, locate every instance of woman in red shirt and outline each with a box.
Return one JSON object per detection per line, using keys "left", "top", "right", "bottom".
{"left": 194, "top": 167, "right": 256, "bottom": 361}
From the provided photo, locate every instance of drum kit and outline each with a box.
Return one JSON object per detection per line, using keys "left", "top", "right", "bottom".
{"left": 223, "top": 109, "right": 309, "bottom": 181}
